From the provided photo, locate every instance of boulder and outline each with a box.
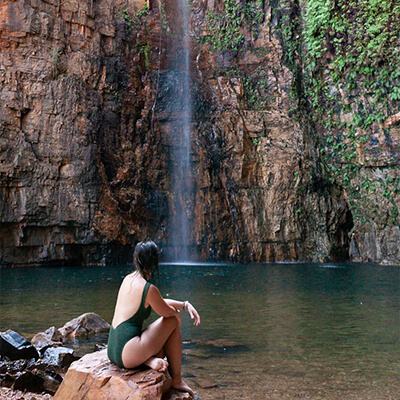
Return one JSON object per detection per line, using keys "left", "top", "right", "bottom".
{"left": 0, "top": 331, "right": 39, "bottom": 361}
{"left": 30, "top": 368, "right": 62, "bottom": 395}
{"left": 41, "top": 347, "right": 78, "bottom": 369}
{"left": 31, "top": 327, "right": 63, "bottom": 353}
{"left": 54, "top": 349, "right": 171, "bottom": 400}
{"left": 0, "top": 332, "right": 76, "bottom": 395}
{"left": 58, "top": 313, "right": 110, "bottom": 339}
{"left": 12, "top": 370, "right": 45, "bottom": 393}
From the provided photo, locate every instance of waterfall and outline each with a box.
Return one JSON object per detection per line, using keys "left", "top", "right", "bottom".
{"left": 168, "top": 0, "right": 192, "bottom": 261}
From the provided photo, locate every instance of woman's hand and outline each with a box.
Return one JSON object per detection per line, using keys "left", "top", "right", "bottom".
{"left": 186, "top": 302, "right": 201, "bottom": 326}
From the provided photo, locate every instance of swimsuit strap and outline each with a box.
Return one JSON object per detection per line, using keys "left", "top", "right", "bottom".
{"left": 140, "top": 281, "right": 151, "bottom": 308}
{"left": 114, "top": 281, "right": 152, "bottom": 328}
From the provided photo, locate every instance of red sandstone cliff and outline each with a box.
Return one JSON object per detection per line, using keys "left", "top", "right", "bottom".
{"left": 0, "top": 0, "right": 398, "bottom": 265}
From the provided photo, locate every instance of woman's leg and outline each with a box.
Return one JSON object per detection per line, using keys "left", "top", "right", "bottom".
{"left": 121, "top": 316, "right": 177, "bottom": 369}
{"left": 121, "top": 316, "right": 194, "bottom": 396}
{"left": 162, "top": 323, "right": 194, "bottom": 396}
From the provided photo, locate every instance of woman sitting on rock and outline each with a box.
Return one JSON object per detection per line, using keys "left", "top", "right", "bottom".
{"left": 107, "top": 240, "right": 201, "bottom": 397}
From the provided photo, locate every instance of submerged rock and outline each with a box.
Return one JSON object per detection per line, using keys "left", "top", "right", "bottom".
{"left": 199, "top": 339, "right": 250, "bottom": 355}
{"left": 58, "top": 313, "right": 110, "bottom": 339}
{"left": 0, "top": 331, "right": 39, "bottom": 361}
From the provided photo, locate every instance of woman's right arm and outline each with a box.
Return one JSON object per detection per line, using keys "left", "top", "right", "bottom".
{"left": 147, "top": 285, "right": 181, "bottom": 323}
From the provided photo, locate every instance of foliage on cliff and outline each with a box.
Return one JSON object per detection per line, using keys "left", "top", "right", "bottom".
{"left": 300, "top": 0, "right": 400, "bottom": 231}
{"left": 201, "top": 0, "right": 400, "bottom": 261}
{"left": 270, "top": 0, "right": 400, "bottom": 260}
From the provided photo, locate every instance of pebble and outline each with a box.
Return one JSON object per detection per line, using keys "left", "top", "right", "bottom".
{"left": 0, "top": 386, "right": 53, "bottom": 400}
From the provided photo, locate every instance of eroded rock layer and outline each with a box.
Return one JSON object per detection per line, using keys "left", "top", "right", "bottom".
{"left": 0, "top": 0, "right": 398, "bottom": 265}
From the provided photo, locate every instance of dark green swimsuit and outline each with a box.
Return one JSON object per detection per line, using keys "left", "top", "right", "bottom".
{"left": 107, "top": 281, "right": 152, "bottom": 368}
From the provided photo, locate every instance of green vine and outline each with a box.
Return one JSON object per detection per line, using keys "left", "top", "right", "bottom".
{"left": 201, "top": 0, "right": 264, "bottom": 52}
{"left": 299, "top": 0, "right": 400, "bottom": 226}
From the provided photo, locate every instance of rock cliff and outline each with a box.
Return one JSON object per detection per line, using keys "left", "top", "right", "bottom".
{"left": 0, "top": 0, "right": 398, "bottom": 265}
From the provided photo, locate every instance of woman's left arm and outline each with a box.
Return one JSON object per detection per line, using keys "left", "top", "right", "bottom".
{"left": 165, "top": 299, "right": 201, "bottom": 326}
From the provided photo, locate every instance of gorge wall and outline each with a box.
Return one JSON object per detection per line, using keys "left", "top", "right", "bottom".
{"left": 0, "top": 0, "right": 399, "bottom": 266}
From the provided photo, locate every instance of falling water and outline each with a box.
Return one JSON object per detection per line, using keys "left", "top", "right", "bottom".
{"left": 169, "top": 0, "right": 192, "bottom": 261}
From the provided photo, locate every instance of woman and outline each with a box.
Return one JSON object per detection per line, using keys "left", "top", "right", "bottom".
{"left": 107, "top": 241, "right": 201, "bottom": 397}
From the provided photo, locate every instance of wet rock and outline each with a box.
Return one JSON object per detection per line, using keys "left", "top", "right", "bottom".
{"left": 192, "top": 378, "right": 218, "bottom": 389}
{"left": 58, "top": 313, "right": 110, "bottom": 339}
{"left": 0, "top": 331, "right": 39, "bottom": 361}
{"left": 163, "top": 390, "right": 201, "bottom": 400}
{"left": 54, "top": 349, "right": 171, "bottom": 400}
{"left": 31, "top": 368, "right": 62, "bottom": 395}
{"left": 31, "top": 327, "right": 63, "bottom": 354}
{"left": 0, "top": 387, "right": 53, "bottom": 400}
{"left": 0, "top": 372, "right": 15, "bottom": 388}
{"left": 12, "top": 369, "right": 44, "bottom": 393}
{"left": 0, "top": 329, "right": 79, "bottom": 395}
{"left": 41, "top": 347, "right": 78, "bottom": 369}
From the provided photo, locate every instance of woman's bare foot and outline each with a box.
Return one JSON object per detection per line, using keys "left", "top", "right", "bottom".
{"left": 172, "top": 379, "right": 195, "bottom": 397}
{"left": 144, "top": 356, "right": 169, "bottom": 372}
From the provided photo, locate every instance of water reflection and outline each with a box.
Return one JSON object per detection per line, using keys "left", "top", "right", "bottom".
{"left": 1, "top": 263, "right": 399, "bottom": 399}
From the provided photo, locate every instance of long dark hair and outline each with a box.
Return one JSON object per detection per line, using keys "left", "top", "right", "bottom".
{"left": 133, "top": 241, "right": 159, "bottom": 280}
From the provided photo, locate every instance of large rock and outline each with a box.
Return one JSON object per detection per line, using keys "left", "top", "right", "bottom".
{"left": 58, "top": 313, "right": 110, "bottom": 339}
{"left": 54, "top": 349, "right": 171, "bottom": 400}
{"left": 31, "top": 326, "right": 63, "bottom": 354}
{"left": 41, "top": 347, "right": 78, "bottom": 369}
{"left": 0, "top": 331, "right": 39, "bottom": 361}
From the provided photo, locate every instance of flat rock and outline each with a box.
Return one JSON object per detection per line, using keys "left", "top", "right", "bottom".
{"left": 54, "top": 349, "right": 171, "bottom": 400}
{"left": 58, "top": 313, "right": 110, "bottom": 339}
{"left": 192, "top": 377, "right": 218, "bottom": 389}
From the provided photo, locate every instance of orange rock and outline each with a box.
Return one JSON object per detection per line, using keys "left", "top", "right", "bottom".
{"left": 58, "top": 313, "right": 110, "bottom": 339}
{"left": 383, "top": 111, "right": 400, "bottom": 128}
{"left": 54, "top": 349, "right": 171, "bottom": 400}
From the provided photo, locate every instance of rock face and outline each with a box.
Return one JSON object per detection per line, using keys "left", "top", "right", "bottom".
{"left": 0, "top": 0, "right": 398, "bottom": 265}
{"left": 54, "top": 349, "right": 171, "bottom": 400}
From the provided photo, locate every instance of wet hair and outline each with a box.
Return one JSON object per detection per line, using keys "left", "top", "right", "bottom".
{"left": 133, "top": 241, "right": 159, "bottom": 280}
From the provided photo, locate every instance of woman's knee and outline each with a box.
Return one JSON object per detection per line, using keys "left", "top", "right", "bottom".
{"left": 162, "top": 315, "right": 179, "bottom": 330}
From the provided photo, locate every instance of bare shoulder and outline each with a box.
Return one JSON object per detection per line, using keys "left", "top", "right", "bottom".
{"left": 147, "top": 283, "right": 161, "bottom": 297}
{"left": 119, "top": 274, "right": 145, "bottom": 297}
{"left": 145, "top": 283, "right": 163, "bottom": 306}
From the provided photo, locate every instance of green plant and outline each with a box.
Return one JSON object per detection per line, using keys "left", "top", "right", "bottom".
{"left": 201, "top": 0, "right": 264, "bottom": 52}
{"left": 293, "top": 0, "right": 400, "bottom": 226}
{"left": 121, "top": 8, "right": 135, "bottom": 24}
{"left": 136, "top": 3, "right": 149, "bottom": 18}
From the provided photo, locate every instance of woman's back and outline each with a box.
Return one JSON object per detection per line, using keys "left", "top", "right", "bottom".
{"left": 112, "top": 273, "right": 148, "bottom": 328}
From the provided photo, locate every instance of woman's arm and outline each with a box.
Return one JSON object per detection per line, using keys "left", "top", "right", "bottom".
{"left": 146, "top": 285, "right": 181, "bottom": 323}
{"left": 165, "top": 299, "right": 201, "bottom": 326}
{"left": 165, "top": 299, "right": 185, "bottom": 311}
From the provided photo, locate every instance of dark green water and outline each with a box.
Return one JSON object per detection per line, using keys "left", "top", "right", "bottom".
{"left": 1, "top": 262, "right": 399, "bottom": 399}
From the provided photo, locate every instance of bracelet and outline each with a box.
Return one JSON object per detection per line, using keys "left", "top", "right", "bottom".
{"left": 183, "top": 301, "right": 188, "bottom": 311}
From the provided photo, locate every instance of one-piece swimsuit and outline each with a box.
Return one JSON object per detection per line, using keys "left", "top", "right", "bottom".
{"left": 107, "top": 281, "right": 152, "bottom": 368}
